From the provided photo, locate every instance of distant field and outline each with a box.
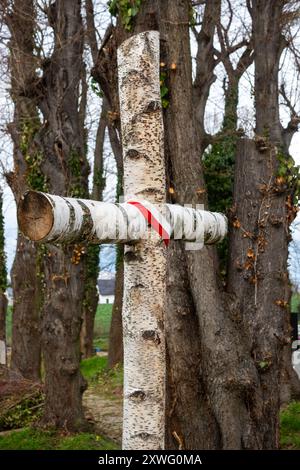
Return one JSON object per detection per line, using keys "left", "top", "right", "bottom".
{"left": 6, "top": 304, "right": 113, "bottom": 350}
{"left": 94, "top": 304, "right": 113, "bottom": 351}
{"left": 6, "top": 306, "right": 12, "bottom": 347}
{"left": 291, "top": 294, "right": 300, "bottom": 312}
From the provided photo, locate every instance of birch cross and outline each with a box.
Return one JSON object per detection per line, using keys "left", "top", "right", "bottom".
{"left": 17, "top": 31, "right": 227, "bottom": 450}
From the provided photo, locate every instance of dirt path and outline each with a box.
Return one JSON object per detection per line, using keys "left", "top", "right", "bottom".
{"left": 83, "top": 387, "right": 122, "bottom": 445}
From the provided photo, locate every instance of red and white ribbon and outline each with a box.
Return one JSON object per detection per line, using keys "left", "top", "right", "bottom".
{"left": 127, "top": 199, "right": 171, "bottom": 247}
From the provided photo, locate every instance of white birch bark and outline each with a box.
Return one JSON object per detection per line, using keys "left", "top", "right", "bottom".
{"left": 17, "top": 191, "right": 227, "bottom": 246}
{"left": 118, "top": 31, "right": 166, "bottom": 450}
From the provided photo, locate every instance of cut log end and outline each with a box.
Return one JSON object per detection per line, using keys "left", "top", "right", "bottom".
{"left": 18, "top": 191, "right": 54, "bottom": 242}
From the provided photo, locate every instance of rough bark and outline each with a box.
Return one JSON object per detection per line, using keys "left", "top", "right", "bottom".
{"left": 225, "top": 1, "right": 299, "bottom": 447}
{"left": 93, "top": 1, "right": 207, "bottom": 447}
{"left": 118, "top": 31, "right": 167, "bottom": 450}
{"left": 158, "top": 1, "right": 219, "bottom": 449}
{"left": 89, "top": 0, "right": 297, "bottom": 449}
{"left": 255, "top": 0, "right": 300, "bottom": 413}
{"left": 108, "top": 126, "right": 124, "bottom": 371}
{"left": 105, "top": 0, "right": 245, "bottom": 449}
{"left": 203, "top": 14, "right": 254, "bottom": 275}
{"left": 227, "top": 139, "right": 290, "bottom": 448}
{"left": 0, "top": 191, "right": 7, "bottom": 366}
{"left": 105, "top": 110, "right": 124, "bottom": 372}
{"left": 0, "top": 294, "right": 7, "bottom": 366}
{"left": 6, "top": 0, "right": 41, "bottom": 380}
{"left": 158, "top": 0, "right": 259, "bottom": 450}
{"left": 10, "top": 239, "right": 42, "bottom": 380}
{"left": 80, "top": 247, "right": 99, "bottom": 359}
{"left": 251, "top": 0, "right": 286, "bottom": 146}
{"left": 80, "top": 96, "right": 107, "bottom": 359}
{"left": 86, "top": 1, "right": 125, "bottom": 367}
{"left": 159, "top": 0, "right": 300, "bottom": 450}
{"left": 34, "top": 0, "right": 89, "bottom": 431}
{"left": 108, "top": 246, "right": 124, "bottom": 368}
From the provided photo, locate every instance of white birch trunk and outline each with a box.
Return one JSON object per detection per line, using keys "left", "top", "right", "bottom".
{"left": 18, "top": 191, "right": 227, "bottom": 246}
{"left": 118, "top": 31, "right": 166, "bottom": 450}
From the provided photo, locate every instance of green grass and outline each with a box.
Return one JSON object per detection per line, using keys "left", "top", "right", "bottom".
{"left": 0, "top": 304, "right": 118, "bottom": 450}
{"left": 6, "top": 305, "right": 12, "bottom": 346}
{"left": 57, "top": 433, "right": 117, "bottom": 450}
{"left": 0, "top": 428, "right": 118, "bottom": 450}
{"left": 291, "top": 294, "right": 300, "bottom": 312}
{"left": 93, "top": 336, "right": 109, "bottom": 351}
{"left": 80, "top": 356, "right": 123, "bottom": 401}
{"left": 94, "top": 304, "right": 112, "bottom": 335}
{"left": 80, "top": 356, "right": 108, "bottom": 382}
{"left": 6, "top": 303, "right": 113, "bottom": 350}
{"left": 93, "top": 304, "right": 113, "bottom": 351}
{"left": 0, "top": 355, "right": 122, "bottom": 450}
{"left": 280, "top": 401, "right": 300, "bottom": 449}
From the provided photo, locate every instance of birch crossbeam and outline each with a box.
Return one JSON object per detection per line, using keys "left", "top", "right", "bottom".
{"left": 17, "top": 191, "right": 227, "bottom": 246}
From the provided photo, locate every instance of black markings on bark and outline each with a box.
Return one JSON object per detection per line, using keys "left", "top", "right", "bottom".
{"left": 135, "top": 432, "right": 153, "bottom": 440}
{"left": 124, "top": 250, "right": 142, "bottom": 263}
{"left": 77, "top": 200, "right": 94, "bottom": 241}
{"left": 64, "top": 198, "right": 76, "bottom": 234}
{"left": 142, "top": 330, "right": 161, "bottom": 345}
{"left": 137, "top": 187, "right": 159, "bottom": 195}
{"left": 130, "top": 283, "right": 145, "bottom": 289}
{"left": 128, "top": 390, "right": 146, "bottom": 401}
{"left": 126, "top": 149, "right": 140, "bottom": 159}
{"left": 144, "top": 101, "right": 161, "bottom": 113}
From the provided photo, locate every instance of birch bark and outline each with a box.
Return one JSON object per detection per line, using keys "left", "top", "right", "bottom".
{"left": 118, "top": 31, "right": 167, "bottom": 450}
{"left": 18, "top": 191, "right": 227, "bottom": 246}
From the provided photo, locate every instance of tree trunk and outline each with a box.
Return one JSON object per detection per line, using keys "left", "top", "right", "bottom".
{"left": 118, "top": 31, "right": 167, "bottom": 450}
{"left": 108, "top": 137, "right": 124, "bottom": 371}
{"left": 34, "top": 0, "right": 89, "bottom": 431}
{"left": 252, "top": 0, "right": 285, "bottom": 146}
{"left": 0, "top": 190, "right": 7, "bottom": 366}
{"left": 104, "top": 0, "right": 248, "bottom": 449}
{"left": 225, "top": 1, "right": 299, "bottom": 447}
{"left": 108, "top": 247, "right": 124, "bottom": 368}
{"left": 89, "top": 0, "right": 297, "bottom": 449}
{"left": 253, "top": 0, "right": 299, "bottom": 420}
{"left": 203, "top": 31, "right": 253, "bottom": 275}
{"left": 227, "top": 138, "right": 290, "bottom": 448}
{"left": 0, "top": 293, "right": 7, "bottom": 366}
{"left": 85, "top": 0, "right": 126, "bottom": 366}
{"left": 158, "top": 1, "right": 219, "bottom": 449}
{"left": 80, "top": 246, "right": 99, "bottom": 359}
{"left": 80, "top": 99, "right": 107, "bottom": 359}
{"left": 91, "top": 4, "right": 214, "bottom": 446}
{"left": 6, "top": 0, "right": 41, "bottom": 380}
{"left": 159, "top": 0, "right": 260, "bottom": 450}
{"left": 10, "top": 239, "right": 41, "bottom": 380}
